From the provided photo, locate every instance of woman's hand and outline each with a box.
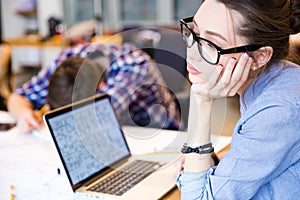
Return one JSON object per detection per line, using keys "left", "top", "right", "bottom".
{"left": 175, "top": 155, "right": 186, "bottom": 173}
{"left": 175, "top": 153, "right": 219, "bottom": 173}
{"left": 191, "top": 53, "right": 253, "bottom": 99}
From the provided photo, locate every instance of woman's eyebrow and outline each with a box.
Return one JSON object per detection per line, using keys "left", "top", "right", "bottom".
{"left": 205, "top": 30, "right": 228, "bottom": 42}
{"left": 193, "top": 18, "right": 229, "bottom": 43}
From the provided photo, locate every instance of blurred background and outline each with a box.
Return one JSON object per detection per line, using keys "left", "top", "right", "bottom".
{"left": 1, "top": 0, "right": 201, "bottom": 38}
{"left": 0, "top": 0, "right": 206, "bottom": 126}
{"left": 0, "top": 0, "right": 203, "bottom": 87}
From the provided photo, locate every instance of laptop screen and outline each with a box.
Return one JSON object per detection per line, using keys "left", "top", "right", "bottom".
{"left": 45, "top": 95, "right": 131, "bottom": 187}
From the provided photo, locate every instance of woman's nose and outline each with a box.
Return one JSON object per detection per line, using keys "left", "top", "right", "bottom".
{"left": 187, "top": 44, "right": 202, "bottom": 62}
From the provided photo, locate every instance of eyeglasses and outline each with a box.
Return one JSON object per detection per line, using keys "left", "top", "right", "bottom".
{"left": 180, "top": 16, "right": 263, "bottom": 65}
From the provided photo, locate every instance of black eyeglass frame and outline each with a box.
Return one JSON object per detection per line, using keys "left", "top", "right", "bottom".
{"left": 180, "top": 16, "right": 263, "bottom": 65}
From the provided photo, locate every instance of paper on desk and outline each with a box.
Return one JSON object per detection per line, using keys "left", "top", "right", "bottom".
{"left": 0, "top": 111, "right": 17, "bottom": 132}
{"left": 0, "top": 111, "right": 17, "bottom": 124}
{"left": 0, "top": 128, "right": 74, "bottom": 200}
{"left": 32, "top": 126, "right": 52, "bottom": 141}
{"left": 122, "top": 126, "right": 232, "bottom": 155}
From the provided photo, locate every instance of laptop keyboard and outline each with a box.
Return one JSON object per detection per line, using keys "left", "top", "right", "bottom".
{"left": 87, "top": 160, "right": 162, "bottom": 196}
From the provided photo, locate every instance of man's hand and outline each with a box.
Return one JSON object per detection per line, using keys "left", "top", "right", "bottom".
{"left": 8, "top": 93, "right": 42, "bottom": 133}
{"left": 16, "top": 108, "right": 42, "bottom": 133}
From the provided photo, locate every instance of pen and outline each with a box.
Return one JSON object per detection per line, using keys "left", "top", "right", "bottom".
{"left": 34, "top": 104, "right": 50, "bottom": 119}
{"left": 27, "top": 104, "right": 50, "bottom": 127}
{"left": 10, "top": 185, "right": 15, "bottom": 200}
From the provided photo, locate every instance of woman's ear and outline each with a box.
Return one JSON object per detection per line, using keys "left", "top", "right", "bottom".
{"left": 252, "top": 46, "right": 273, "bottom": 70}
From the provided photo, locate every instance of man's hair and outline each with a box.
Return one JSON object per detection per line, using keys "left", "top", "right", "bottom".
{"left": 47, "top": 56, "right": 106, "bottom": 109}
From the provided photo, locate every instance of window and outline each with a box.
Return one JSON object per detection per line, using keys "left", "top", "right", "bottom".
{"left": 121, "top": 0, "right": 157, "bottom": 23}
{"left": 63, "top": 0, "right": 98, "bottom": 27}
{"left": 174, "top": 0, "right": 202, "bottom": 20}
{"left": 62, "top": 0, "right": 203, "bottom": 31}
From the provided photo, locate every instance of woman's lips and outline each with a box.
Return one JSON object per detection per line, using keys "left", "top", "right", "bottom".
{"left": 187, "top": 64, "right": 200, "bottom": 75}
{"left": 187, "top": 63, "right": 205, "bottom": 84}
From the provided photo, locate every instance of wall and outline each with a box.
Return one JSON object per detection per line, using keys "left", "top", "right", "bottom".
{"left": 36, "top": 0, "right": 63, "bottom": 38}
{"left": 1, "top": 0, "right": 27, "bottom": 39}
{"left": 1, "top": 0, "right": 63, "bottom": 40}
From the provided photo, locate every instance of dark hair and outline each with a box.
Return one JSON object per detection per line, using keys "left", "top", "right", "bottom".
{"left": 217, "top": 0, "right": 300, "bottom": 66}
{"left": 87, "top": 49, "right": 105, "bottom": 59}
{"left": 47, "top": 56, "right": 105, "bottom": 109}
{"left": 87, "top": 49, "right": 109, "bottom": 83}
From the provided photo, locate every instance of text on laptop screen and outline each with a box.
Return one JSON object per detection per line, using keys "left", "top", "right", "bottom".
{"left": 48, "top": 98, "right": 130, "bottom": 185}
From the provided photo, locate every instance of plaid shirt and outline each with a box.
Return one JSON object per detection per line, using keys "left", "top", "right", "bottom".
{"left": 16, "top": 43, "right": 183, "bottom": 130}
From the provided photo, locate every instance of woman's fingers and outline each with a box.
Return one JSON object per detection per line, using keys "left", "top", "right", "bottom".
{"left": 218, "top": 57, "right": 237, "bottom": 88}
{"left": 191, "top": 53, "right": 253, "bottom": 98}
{"left": 175, "top": 155, "right": 186, "bottom": 173}
{"left": 205, "top": 57, "right": 237, "bottom": 97}
{"left": 210, "top": 53, "right": 252, "bottom": 97}
{"left": 228, "top": 55, "right": 252, "bottom": 95}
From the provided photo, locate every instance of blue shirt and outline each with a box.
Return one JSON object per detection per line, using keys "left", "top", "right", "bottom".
{"left": 177, "top": 60, "right": 300, "bottom": 199}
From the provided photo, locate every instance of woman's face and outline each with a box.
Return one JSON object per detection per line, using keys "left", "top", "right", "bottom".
{"left": 187, "top": 0, "right": 247, "bottom": 84}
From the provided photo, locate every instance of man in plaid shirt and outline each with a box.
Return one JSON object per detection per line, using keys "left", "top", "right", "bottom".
{"left": 8, "top": 42, "right": 183, "bottom": 133}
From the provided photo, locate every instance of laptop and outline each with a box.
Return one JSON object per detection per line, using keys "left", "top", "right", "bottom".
{"left": 43, "top": 93, "right": 178, "bottom": 200}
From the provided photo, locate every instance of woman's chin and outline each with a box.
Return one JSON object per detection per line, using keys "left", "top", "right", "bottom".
{"left": 189, "top": 73, "right": 206, "bottom": 84}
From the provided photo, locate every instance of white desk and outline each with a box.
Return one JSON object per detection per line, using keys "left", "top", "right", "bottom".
{"left": 0, "top": 126, "right": 231, "bottom": 200}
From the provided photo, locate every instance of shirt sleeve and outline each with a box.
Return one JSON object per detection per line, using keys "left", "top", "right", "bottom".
{"left": 98, "top": 59, "right": 150, "bottom": 116}
{"left": 176, "top": 170, "right": 214, "bottom": 200}
{"left": 15, "top": 66, "right": 55, "bottom": 109}
{"left": 176, "top": 100, "right": 300, "bottom": 199}
{"left": 97, "top": 44, "right": 153, "bottom": 115}
{"left": 14, "top": 44, "right": 89, "bottom": 109}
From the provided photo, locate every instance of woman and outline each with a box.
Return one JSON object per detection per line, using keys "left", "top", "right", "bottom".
{"left": 177, "top": 0, "right": 300, "bottom": 199}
